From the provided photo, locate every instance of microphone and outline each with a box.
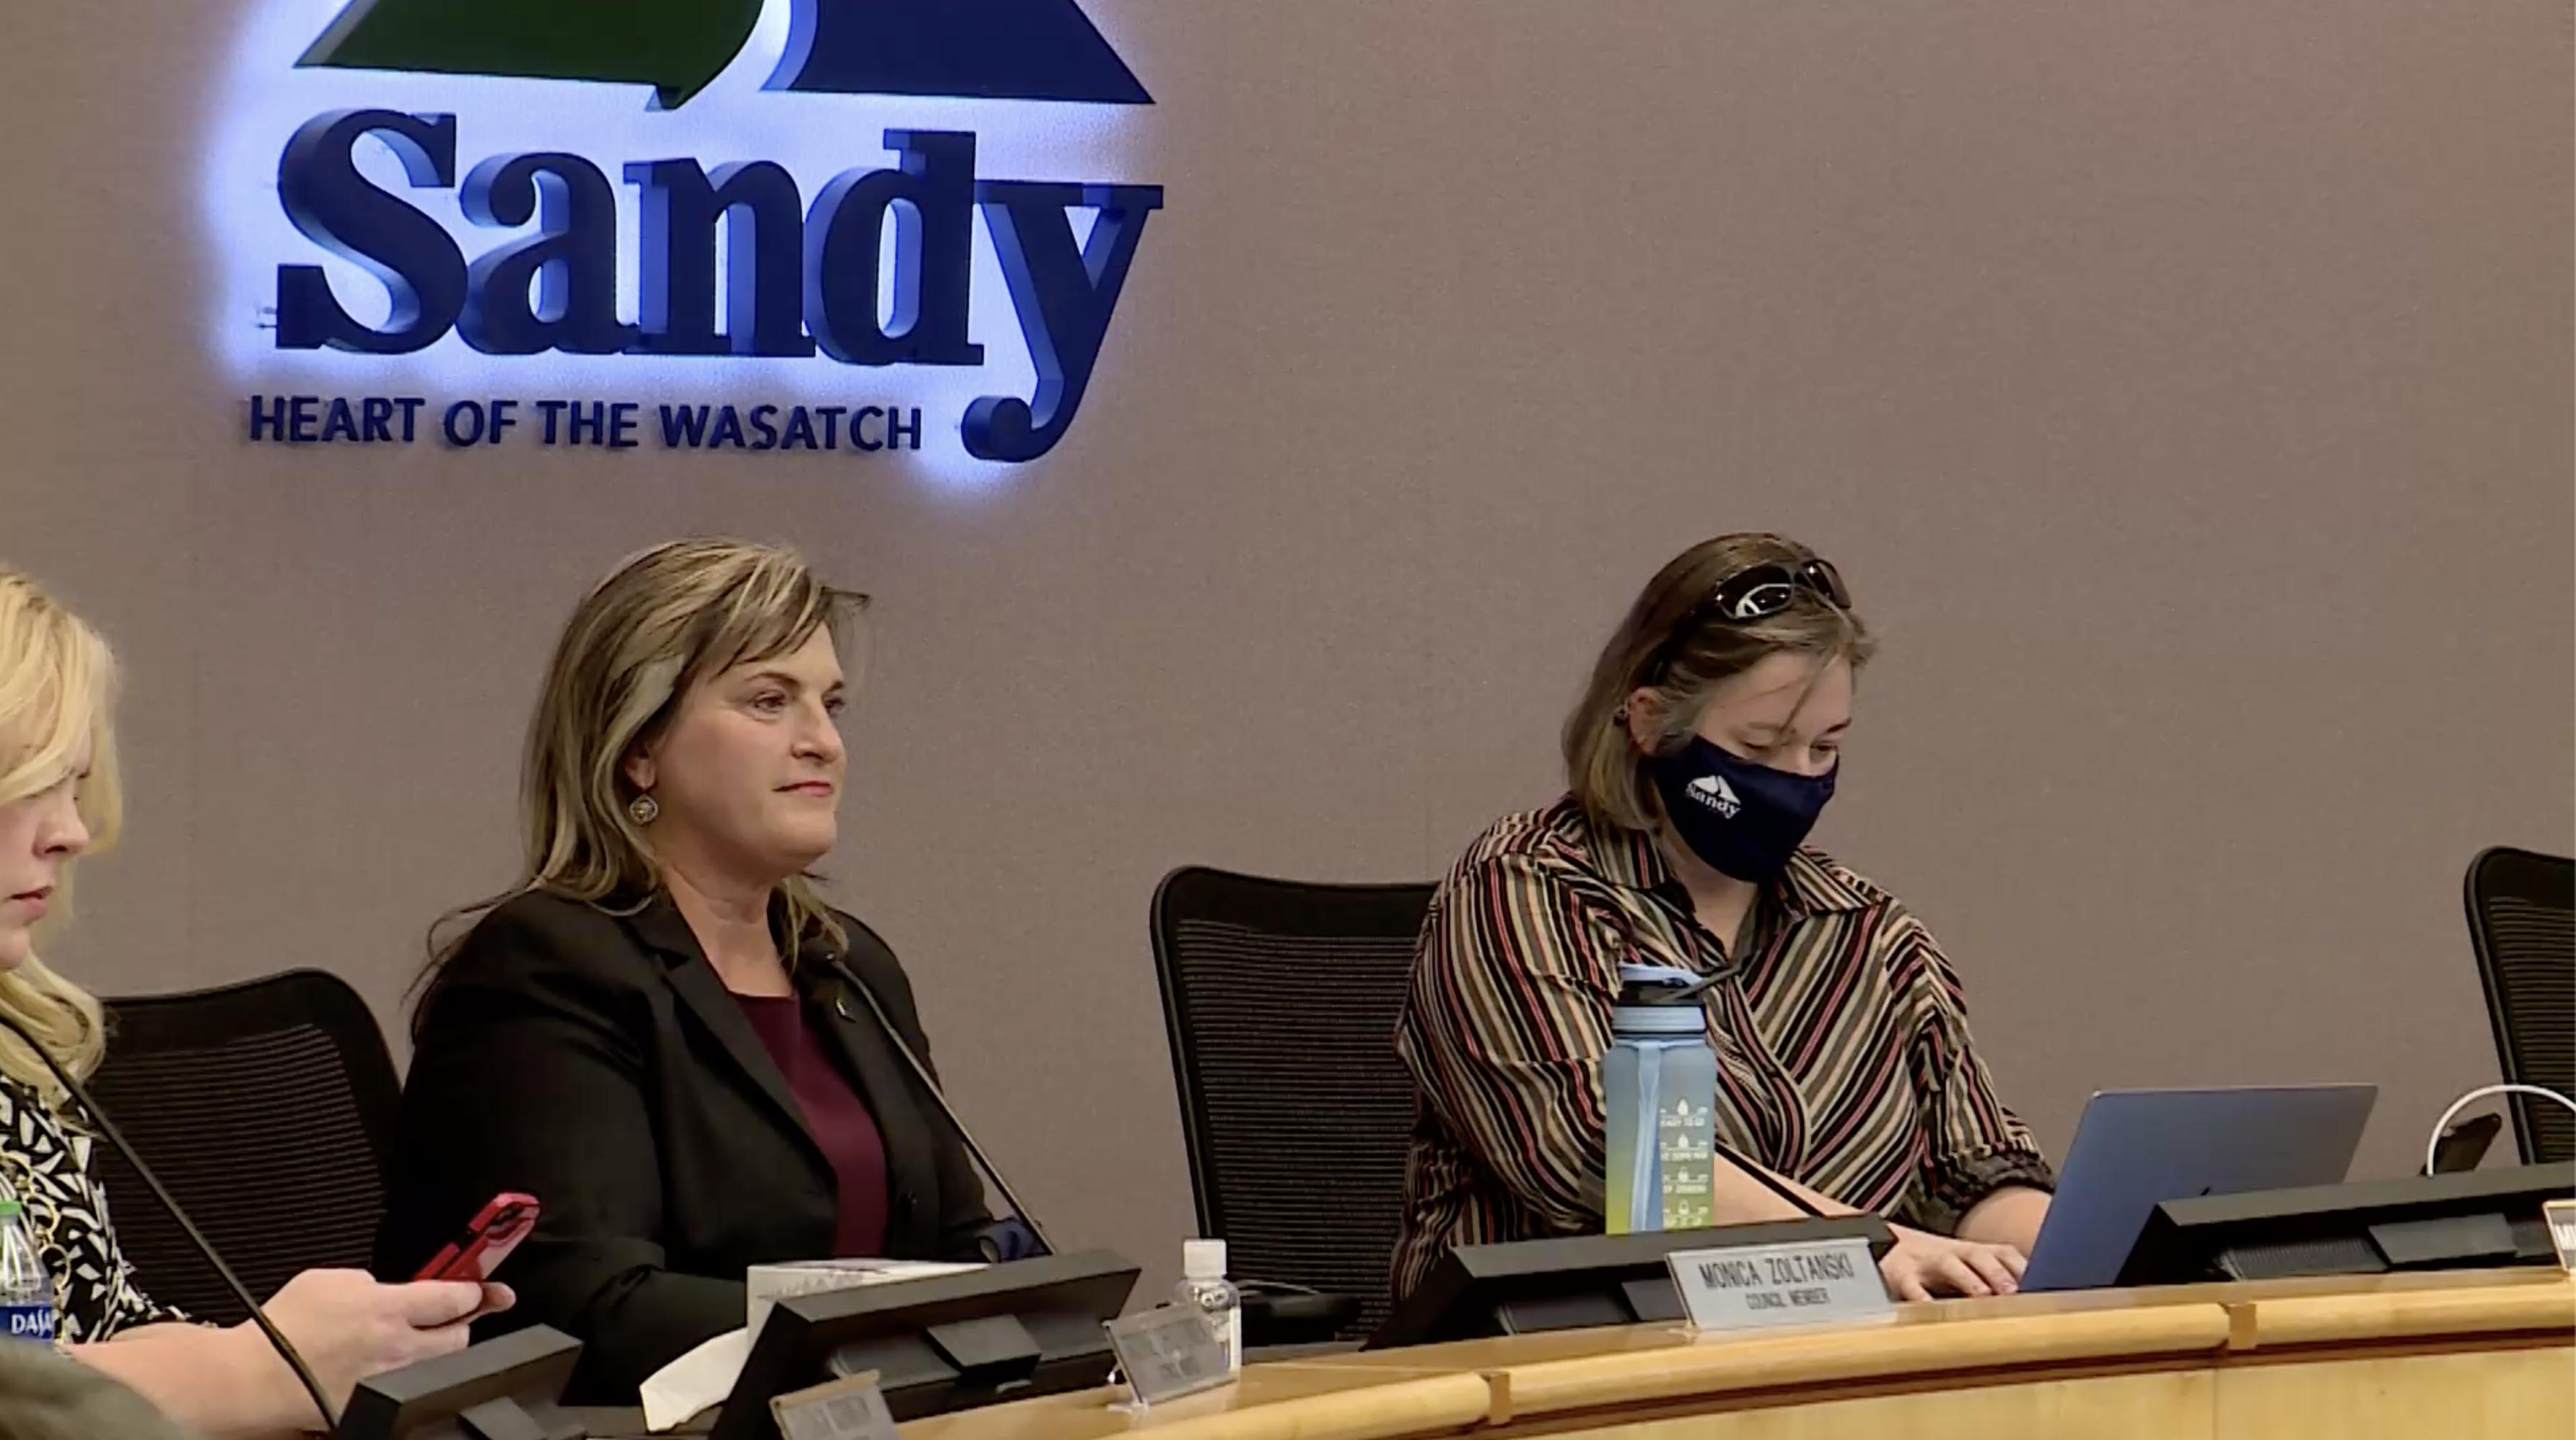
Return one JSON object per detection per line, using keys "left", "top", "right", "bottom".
{"left": 1712, "top": 1137, "right": 1828, "bottom": 1219}
{"left": 819, "top": 957, "right": 1056, "bottom": 1257}
{"left": 0, "top": 1009, "right": 341, "bottom": 1429}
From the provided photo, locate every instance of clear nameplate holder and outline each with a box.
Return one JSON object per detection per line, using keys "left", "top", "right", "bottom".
{"left": 768, "top": 1371, "right": 898, "bottom": 1440}
{"left": 2545, "top": 1199, "right": 2576, "bottom": 1274}
{"left": 1103, "top": 1304, "right": 1235, "bottom": 1410}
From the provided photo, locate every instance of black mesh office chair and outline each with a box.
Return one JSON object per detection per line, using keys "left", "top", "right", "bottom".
{"left": 88, "top": 970, "right": 402, "bottom": 1324}
{"left": 1151, "top": 867, "right": 1434, "bottom": 1344}
{"left": 2464, "top": 847, "right": 2575, "bottom": 1164}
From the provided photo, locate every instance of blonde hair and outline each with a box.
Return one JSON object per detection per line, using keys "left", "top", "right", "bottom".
{"left": 1563, "top": 533, "right": 1873, "bottom": 834}
{"left": 424, "top": 540, "right": 867, "bottom": 1007}
{"left": 0, "top": 568, "right": 121, "bottom": 1097}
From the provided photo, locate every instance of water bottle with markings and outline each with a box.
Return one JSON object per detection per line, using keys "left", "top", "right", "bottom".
{"left": 1603, "top": 963, "right": 1719, "bottom": 1234}
{"left": 0, "top": 1198, "right": 56, "bottom": 1345}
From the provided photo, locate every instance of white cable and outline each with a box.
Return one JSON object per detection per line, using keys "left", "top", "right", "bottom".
{"left": 2422, "top": 1084, "right": 2576, "bottom": 1176}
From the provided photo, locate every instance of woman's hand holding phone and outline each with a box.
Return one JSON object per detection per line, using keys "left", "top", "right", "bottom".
{"left": 243, "top": 1270, "right": 514, "bottom": 1431}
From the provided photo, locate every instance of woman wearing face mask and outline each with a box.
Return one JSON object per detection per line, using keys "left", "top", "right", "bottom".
{"left": 1391, "top": 534, "right": 2051, "bottom": 1306}
{"left": 0, "top": 568, "right": 505, "bottom": 1438}
{"left": 375, "top": 540, "right": 1008, "bottom": 1403}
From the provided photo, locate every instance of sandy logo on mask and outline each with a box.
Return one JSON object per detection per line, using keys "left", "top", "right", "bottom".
{"left": 1686, "top": 773, "right": 1741, "bottom": 818}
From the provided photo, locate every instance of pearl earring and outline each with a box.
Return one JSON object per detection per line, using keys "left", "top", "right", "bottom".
{"left": 627, "top": 794, "right": 660, "bottom": 825}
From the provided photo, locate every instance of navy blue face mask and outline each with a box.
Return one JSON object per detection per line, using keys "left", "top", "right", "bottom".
{"left": 1648, "top": 736, "right": 1837, "bottom": 882}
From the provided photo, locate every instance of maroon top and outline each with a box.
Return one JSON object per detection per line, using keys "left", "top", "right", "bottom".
{"left": 732, "top": 993, "right": 891, "bottom": 1257}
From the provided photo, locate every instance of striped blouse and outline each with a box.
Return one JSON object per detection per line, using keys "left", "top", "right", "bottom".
{"left": 1390, "top": 796, "right": 2053, "bottom": 1302}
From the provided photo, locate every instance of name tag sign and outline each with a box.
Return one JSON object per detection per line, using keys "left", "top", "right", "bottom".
{"left": 768, "top": 1371, "right": 897, "bottom": 1440}
{"left": 1668, "top": 1236, "right": 1893, "bottom": 1333}
{"left": 1103, "top": 1304, "right": 1235, "bottom": 1406}
{"left": 2545, "top": 1200, "right": 2576, "bottom": 1274}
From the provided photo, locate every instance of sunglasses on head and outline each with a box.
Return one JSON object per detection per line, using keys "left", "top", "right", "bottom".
{"left": 1706, "top": 556, "right": 1850, "bottom": 621}
{"left": 1644, "top": 556, "right": 1853, "bottom": 680}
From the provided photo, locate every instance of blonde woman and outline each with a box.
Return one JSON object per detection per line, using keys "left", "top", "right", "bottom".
{"left": 0, "top": 567, "right": 505, "bottom": 1438}
{"left": 1391, "top": 534, "right": 2053, "bottom": 1306}
{"left": 377, "top": 540, "right": 1000, "bottom": 1404}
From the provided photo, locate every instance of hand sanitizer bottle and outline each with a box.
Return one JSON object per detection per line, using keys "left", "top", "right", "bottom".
{"left": 1174, "top": 1239, "right": 1241, "bottom": 1375}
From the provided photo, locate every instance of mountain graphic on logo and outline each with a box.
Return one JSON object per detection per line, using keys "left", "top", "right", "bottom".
{"left": 1686, "top": 774, "right": 1741, "bottom": 817}
{"left": 297, "top": 0, "right": 1154, "bottom": 110}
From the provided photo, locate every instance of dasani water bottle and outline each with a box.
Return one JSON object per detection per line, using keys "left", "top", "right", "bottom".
{"left": 0, "top": 1198, "right": 57, "bottom": 1345}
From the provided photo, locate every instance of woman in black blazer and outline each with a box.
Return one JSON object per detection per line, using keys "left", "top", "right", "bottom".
{"left": 376, "top": 540, "right": 1007, "bottom": 1402}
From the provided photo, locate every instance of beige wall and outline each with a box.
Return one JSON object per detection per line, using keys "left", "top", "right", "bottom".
{"left": 2, "top": 0, "right": 2568, "bottom": 1289}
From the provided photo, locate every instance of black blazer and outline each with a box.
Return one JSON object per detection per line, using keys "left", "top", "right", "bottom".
{"left": 373, "top": 889, "right": 991, "bottom": 1402}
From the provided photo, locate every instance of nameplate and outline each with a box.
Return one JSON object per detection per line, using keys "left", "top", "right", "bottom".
{"left": 1666, "top": 1236, "right": 1892, "bottom": 1333}
{"left": 768, "top": 1371, "right": 896, "bottom": 1440}
{"left": 1103, "top": 1304, "right": 1234, "bottom": 1406}
{"left": 2546, "top": 1200, "right": 2576, "bottom": 1274}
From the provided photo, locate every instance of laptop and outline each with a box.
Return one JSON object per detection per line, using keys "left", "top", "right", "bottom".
{"left": 2018, "top": 1085, "right": 2377, "bottom": 1292}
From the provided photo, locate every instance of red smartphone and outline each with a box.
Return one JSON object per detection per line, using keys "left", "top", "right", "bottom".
{"left": 413, "top": 1193, "right": 540, "bottom": 1283}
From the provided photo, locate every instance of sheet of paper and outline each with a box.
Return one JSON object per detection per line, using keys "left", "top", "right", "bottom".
{"left": 640, "top": 1327, "right": 751, "bottom": 1432}
{"left": 746, "top": 1259, "right": 984, "bottom": 1338}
